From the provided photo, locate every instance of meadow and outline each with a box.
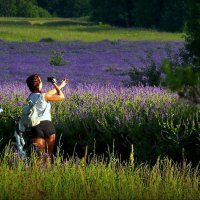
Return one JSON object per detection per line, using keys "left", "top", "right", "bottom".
{"left": 0, "top": 151, "right": 199, "bottom": 200}
{"left": 0, "top": 17, "right": 184, "bottom": 42}
{"left": 0, "top": 18, "right": 199, "bottom": 199}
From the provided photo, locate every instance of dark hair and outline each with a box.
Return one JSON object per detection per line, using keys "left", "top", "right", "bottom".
{"left": 26, "top": 74, "right": 42, "bottom": 93}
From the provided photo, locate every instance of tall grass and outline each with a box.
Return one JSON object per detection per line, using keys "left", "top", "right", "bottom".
{"left": 0, "top": 17, "right": 184, "bottom": 42}
{"left": 0, "top": 146, "right": 199, "bottom": 200}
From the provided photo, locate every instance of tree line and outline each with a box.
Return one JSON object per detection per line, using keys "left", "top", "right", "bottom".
{"left": 0, "top": 0, "right": 51, "bottom": 17}
{"left": 0, "top": 0, "right": 187, "bottom": 32}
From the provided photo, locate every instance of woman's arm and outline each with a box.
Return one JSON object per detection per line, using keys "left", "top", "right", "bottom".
{"left": 44, "top": 80, "right": 68, "bottom": 102}
{"left": 46, "top": 79, "right": 69, "bottom": 95}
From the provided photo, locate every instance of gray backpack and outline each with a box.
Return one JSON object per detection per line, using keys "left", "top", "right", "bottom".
{"left": 19, "top": 94, "right": 42, "bottom": 131}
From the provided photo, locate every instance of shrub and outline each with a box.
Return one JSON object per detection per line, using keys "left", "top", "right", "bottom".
{"left": 124, "top": 52, "right": 162, "bottom": 87}
{"left": 17, "top": 1, "right": 51, "bottom": 18}
{"left": 184, "top": 0, "right": 200, "bottom": 67}
{"left": 49, "top": 50, "right": 68, "bottom": 66}
{"left": 162, "top": 59, "right": 200, "bottom": 104}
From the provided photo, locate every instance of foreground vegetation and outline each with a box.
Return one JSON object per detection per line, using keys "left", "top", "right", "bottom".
{"left": 0, "top": 147, "right": 199, "bottom": 200}
{"left": 0, "top": 18, "right": 184, "bottom": 42}
{"left": 0, "top": 83, "right": 199, "bottom": 165}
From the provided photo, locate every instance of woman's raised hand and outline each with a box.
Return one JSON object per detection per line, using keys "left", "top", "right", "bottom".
{"left": 60, "top": 79, "right": 69, "bottom": 89}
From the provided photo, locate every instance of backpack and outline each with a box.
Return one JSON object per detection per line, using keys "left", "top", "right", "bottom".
{"left": 19, "top": 94, "right": 41, "bottom": 132}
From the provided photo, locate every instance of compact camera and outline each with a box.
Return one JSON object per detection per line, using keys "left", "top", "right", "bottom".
{"left": 47, "top": 77, "right": 57, "bottom": 84}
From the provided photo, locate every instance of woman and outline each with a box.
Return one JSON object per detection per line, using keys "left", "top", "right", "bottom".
{"left": 26, "top": 74, "right": 68, "bottom": 159}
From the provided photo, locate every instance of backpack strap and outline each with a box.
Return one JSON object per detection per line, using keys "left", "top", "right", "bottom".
{"left": 28, "top": 93, "right": 41, "bottom": 107}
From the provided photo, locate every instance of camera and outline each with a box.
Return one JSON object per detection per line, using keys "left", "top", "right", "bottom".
{"left": 47, "top": 77, "right": 57, "bottom": 84}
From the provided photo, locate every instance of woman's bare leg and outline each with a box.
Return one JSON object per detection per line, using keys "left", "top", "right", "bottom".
{"left": 45, "top": 134, "right": 56, "bottom": 154}
{"left": 45, "top": 134, "right": 56, "bottom": 163}
{"left": 32, "top": 138, "right": 46, "bottom": 152}
{"left": 32, "top": 138, "right": 46, "bottom": 163}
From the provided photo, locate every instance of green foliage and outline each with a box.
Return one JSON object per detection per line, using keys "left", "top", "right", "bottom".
{"left": 49, "top": 50, "right": 68, "bottom": 66}
{"left": 37, "top": 0, "right": 91, "bottom": 17}
{"left": 160, "top": 0, "right": 186, "bottom": 32}
{"left": 17, "top": 2, "right": 51, "bottom": 17}
{"left": 0, "top": 153, "right": 199, "bottom": 200}
{"left": 0, "top": 0, "right": 51, "bottom": 17}
{"left": 0, "top": 18, "right": 183, "bottom": 42}
{"left": 162, "top": 59, "right": 200, "bottom": 103}
{"left": 133, "top": 0, "right": 161, "bottom": 29}
{"left": 59, "top": 0, "right": 91, "bottom": 17}
{"left": 90, "top": 0, "right": 186, "bottom": 31}
{"left": 184, "top": 0, "right": 200, "bottom": 67}
{"left": 1, "top": 85, "right": 200, "bottom": 165}
{"left": 0, "top": 0, "right": 187, "bottom": 31}
{"left": 44, "top": 90, "right": 200, "bottom": 164}
{"left": 127, "top": 63, "right": 161, "bottom": 87}
{"left": 90, "top": 0, "right": 134, "bottom": 27}
{"left": 125, "top": 53, "right": 162, "bottom": 86}
{"left": 36, "top": 0, "right": 56, "bottom": 14}
{"left": 0, "top": 0, "right": 17, "bottom": 16}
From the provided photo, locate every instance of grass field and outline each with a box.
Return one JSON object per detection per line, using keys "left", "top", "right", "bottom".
{"left": 0, "top": 147, "right": 199, "bottom": 200}
{"left": 0, "top": 17, "right": 184, "bottom": 42}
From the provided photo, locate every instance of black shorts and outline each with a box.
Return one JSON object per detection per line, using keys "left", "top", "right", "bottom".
{"left": 31, "top": 120, "right": 55, "bottom": 139}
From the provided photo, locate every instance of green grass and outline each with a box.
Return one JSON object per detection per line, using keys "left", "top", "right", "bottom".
{"left": 0, "top": 147, "right": 199, "bottom": 200}
{"left": 0, "top": 17, "right": 184, "bottom": 42}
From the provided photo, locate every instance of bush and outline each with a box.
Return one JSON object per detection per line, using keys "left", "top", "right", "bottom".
{"left": 184, "top": 0, "right": 200, "bottom": 67}
{"left": 162, "top": 59, "right": 200, "bottom": 104}
{"left": 124, "top": 52, "right": 162, "bottom": 87}
{"left": 49, "top": 50, "right": 68, "bottom": 66}
{"left": 160, "top": 0, "right": 186, "bottom": 32}
{"left": 17, "top": 2, "right": 51, "bottom": 17}
{"left": 0, "top": 0, "right": 17, "bottom": 16}
{"left": 126, "top": 62, "right": 161, "bottom": 87}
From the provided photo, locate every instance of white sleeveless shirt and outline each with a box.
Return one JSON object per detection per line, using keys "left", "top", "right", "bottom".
{"left": 29, "top": 93, "right": 51, "bottom": 121}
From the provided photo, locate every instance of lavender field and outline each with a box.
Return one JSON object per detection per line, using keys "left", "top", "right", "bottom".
{"left": 0, "top": 39, "right": 199, "bottom": 164}
{"left": 0, "top": 40, "right": 184, "bottom": 86}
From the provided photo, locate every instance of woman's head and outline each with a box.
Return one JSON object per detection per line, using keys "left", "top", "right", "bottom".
{"left": 26, "top": 74, "right": 42, "bottom": 93}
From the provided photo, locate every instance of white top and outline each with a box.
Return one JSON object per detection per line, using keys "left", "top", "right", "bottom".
{"left": 29, "top": 93, "right": 51, "bottom": 121}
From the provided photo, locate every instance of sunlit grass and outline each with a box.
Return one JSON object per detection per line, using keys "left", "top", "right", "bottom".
{"left": 0, "top": 145, "right": 199, "bottom": 200}
{"left": 0, "top": 17, "right": 184, "bottom": 42}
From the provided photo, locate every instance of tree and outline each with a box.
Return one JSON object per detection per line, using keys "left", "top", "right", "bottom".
{"left": 161, "top": 0, "right": 200, "bottom": 104}
{"left": 58, "top": 0, "right": 81, "bottom": 17}
{"left": 0, "top": 0, "right": 17, "bottom": 16}
{"left": 90, "top": 0, "right": 134, "bottom": 27}
{"left": 36, "top": 0, "right": 58, "bottom": 15}
{"left": 16, "top": 0, "right": 51, "bottom": 17}
{"left": 0, "top": 0, "right": 50, "bottom": 17}
{"left": 184, "top": 0, "right": 200, "bottom": 68}
{"left": 37, "top": 0, "right": 91, "bottom": 17}
{"left": 133, "top": 0, "right": 162, "bottom": 28}
{"left": 162, "top": 60, "right": 200, "bottom": 104}
{"left": 90, "top": 0, "right": 185, "bottom": 30}
{"left": 161, "top": 0, "right": 186, "bottom": 32}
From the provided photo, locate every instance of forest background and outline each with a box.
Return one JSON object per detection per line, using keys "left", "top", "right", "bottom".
{"left": 0, "top": 0, "right": 187, "bottom": 32}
